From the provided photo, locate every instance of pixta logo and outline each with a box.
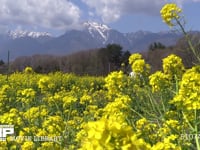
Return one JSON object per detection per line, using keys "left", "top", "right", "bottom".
{"left": 0, "top": 125, "right": 14, "bottom": 141}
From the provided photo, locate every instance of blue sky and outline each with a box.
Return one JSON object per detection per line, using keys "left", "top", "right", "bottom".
{"left": 0, "top": 0, "right": 200, "bottom": 36}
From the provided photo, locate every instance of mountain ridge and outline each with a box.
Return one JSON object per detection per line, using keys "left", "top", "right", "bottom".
{"left": 0, "top": 21, "right": 183, "bottom": 60}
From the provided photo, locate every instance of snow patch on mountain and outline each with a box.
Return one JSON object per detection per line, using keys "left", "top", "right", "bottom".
{"left": 8, "top": 30, "right": 52, "bottom": 39}
{"left": 83, "top": 21, "right": 111, "bottom": 43}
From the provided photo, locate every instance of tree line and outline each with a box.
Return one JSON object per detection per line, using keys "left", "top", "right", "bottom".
{"left": 8, "top": 44, "right": 131, "bottom": 76}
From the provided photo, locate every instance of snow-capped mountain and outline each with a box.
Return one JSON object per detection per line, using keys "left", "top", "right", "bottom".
{"left": 83, "top": 21, "right": 110, "bottom": 31}
{"left": 83, "top": 21, "right": 111, "bottom": 44}
{"left": 0, "top": 21, "right": 182, "bottom": 60}
{"left": 8, "top": 30, "right": 52, "bottom": 39}
{"left": 81, "top": 21, "right": 131, "bottom": 49}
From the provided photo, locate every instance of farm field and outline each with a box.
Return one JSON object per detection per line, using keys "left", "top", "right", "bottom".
{"left": 0, "top": 53, "right": 199, "bottom": 150}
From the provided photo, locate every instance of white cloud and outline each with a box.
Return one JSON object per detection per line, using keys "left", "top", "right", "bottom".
{"left": 0, "top": 0, "right": 81, "bottom": 30}
{"left": 81, "top": 0, "right": 167, "bottom": 23}
{"left": 81, "top": 0, "right": 200, "bottom": 23}
{"left": 0, "top": 0, "right": 199, "bottom": 32}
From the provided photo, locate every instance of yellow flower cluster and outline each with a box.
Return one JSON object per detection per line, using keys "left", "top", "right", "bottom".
{"left": 0, "top": 84, "right": 11, "bottom": 113}
{"left": 42, "top": 115, "right": 65, "bottom": 136}
{"left": 24, "top": 67, "right": 34, "bottom": 74}
{"left": 104, "top": 71, "right": 130, "bottom": 98}
{"left": 170, "top": 66, "right": 200, "bottom": 111}
{"left": 103, "top": 95, "right": 131, "bottom": 115}
{"left": 151, "top": 134, "right": 181, "bottom": 150}
{"left": 160, "top": 3, "right": 182, "bottom": 27}
{"left": 38, "top": 76, "right": 55, "bottom": 93}
{"left": 129, "top": 53, "right": 142, "bottom": 64}
{"left": 23, "top": 106, "right": 48, "bottom": 124}
{"left": 78, "top": 115, "right": 151, "bottom": 150}
{"left": 0, "top": 108, "right": 24, "bottom": 127}
{"left": 149, "top": 71, "right": 171, "bottom": 92}
{"left": 149, "top": 54, "right": 185, "bottom": 93}
{"left": 162, "top": 54, "right": 185, "bottom": 79}
{"left": 129, "top": 53, "right": 150, "bottom": 77}
{"left": 17, "top": 88, "right": 36, "bottom": 105}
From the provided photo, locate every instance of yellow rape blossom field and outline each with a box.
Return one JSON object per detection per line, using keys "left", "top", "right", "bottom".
{"left": 0, "top": 53, "right": 199, "bottom": 150}
{"left": 0, "top": 3, "right": 200, "bottom": 150}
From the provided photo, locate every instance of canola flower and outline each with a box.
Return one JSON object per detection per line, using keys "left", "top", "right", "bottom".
{"left": 161, "top": 3, "right": 200, "bottom": 63}
{"left": 24, "top": 67, "right": 34, "bottom": 74}
{"left": 151, "top": 134, "right": 181, "bottom": 150}
{"left": 0, "top": 108, "right": 24, "bottom": 127}
{"left": 160, "top": 3, "right": 182, "bottom": 27}
{"left": 104, "top": 71, "right": 128, "bottom": 98}
{"left": 162, "top": 54, "right": 185, "bottom": 79}
{"left": 129, "top": 53, "right": 150, "bottom": 77}
{"left": 23, "top": 106, "right": 48, "bottom": 124}
{"left": 170, "top": 66, "right": 200, "bottom": 111}
{"left": 78, "top": 115, "right": 151, "bottom": 150}
{"left": 149, "top": 54, "right": 185, "bottom": 92}
{"left": 149, "top": 71, "right": 171, "bottom": 92}
{"left": 38, "top": 76, "right": 55, "bottom": 93}
{"left": 17, "top": 88, "right": 36, "bottom": 105}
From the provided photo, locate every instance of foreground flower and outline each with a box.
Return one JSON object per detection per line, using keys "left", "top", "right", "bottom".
{"left": 162, "top": 54, "right": 185, "bottom": 79}
{"left": 78, "top": 116, "right": 151, "bottom": 150}
{"left": 149, "top": 71, "right": 171, "bottom": 92}
{"left": 129, "top": 53, "right": 150, "bottom": 76}
{"left": 160, "top": 3, "right": 182, "bottom": 27}
{"left": 170, "top": 66, "right": 200, "bottom": 111}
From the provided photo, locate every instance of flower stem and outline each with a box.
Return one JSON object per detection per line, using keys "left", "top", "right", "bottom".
{"left": 176, "top": 19, "right": 200, "bottom": 63}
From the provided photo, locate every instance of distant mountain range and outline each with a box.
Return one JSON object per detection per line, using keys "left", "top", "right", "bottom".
{"left": 0, "top": 21, "right": 183, "bottom": 60}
